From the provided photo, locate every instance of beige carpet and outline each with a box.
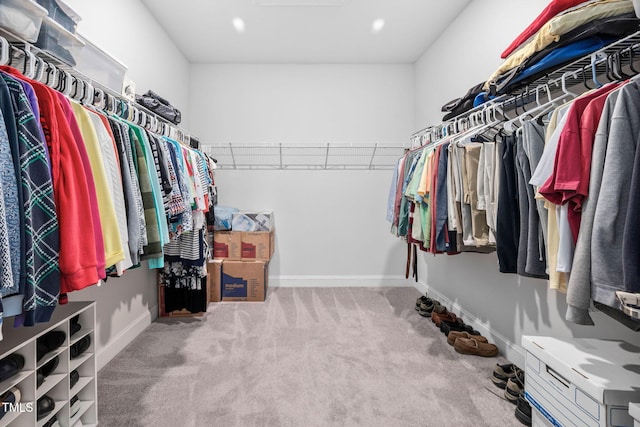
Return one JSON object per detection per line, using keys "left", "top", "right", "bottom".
{"left": 97, "top": 287, "right": 523, "bottom": 426}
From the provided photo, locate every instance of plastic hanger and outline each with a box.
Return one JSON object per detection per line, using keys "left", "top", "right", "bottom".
{"left": 70, "top": 77, "right": 81, "bottom": 99}
{"left": 560, "top": 71, "right": 579, "bottom": 97}
{"left": 613, "top": 52, "right": 631, "bottom": 80}
{"left": 83, "top": 81, "right": 93, "bottom": 105}
{"left": 581, "top": 67, "right": 593, "bottom": 90}
{"left": 93, "top": 87, "right": 105, "bottom": 109}
{"left": 628, "top": 46, "right": 639, "bottom": 75}
{"left": 63, "top": 71, "right": 74, "bottom": 97}
{"left": 33, "top": 56, "right": 46, "bottom": 83}
{"left": 22, "top": 48, "right": 37, "bottom": 79}
{"left": 0, "top": 37, "right": 9, "bottom": 66}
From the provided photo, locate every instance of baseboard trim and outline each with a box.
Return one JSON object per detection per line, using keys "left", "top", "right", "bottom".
{"left": 96, "top": 305, "right": 157, "bottom": 371}
{"left": 414, "top": 281, "right": 526, "bottom": 367}
{"left": 271, "top": 275, "right": 411, "bottom": 288}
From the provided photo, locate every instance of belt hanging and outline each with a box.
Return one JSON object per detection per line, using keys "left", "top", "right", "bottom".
{"left": 412, "top": 244, "right": 418, "bottom": 282}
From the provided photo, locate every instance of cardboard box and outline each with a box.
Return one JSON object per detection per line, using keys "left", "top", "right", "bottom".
{"left": 241, "top": 230, "right": 274, "bottom": 261}
{"left": 232, "top": 211, "right": 275, "bottom": 232}
{"left": 213, "top": 231, "right": 241, "bottom": 260}
{"left": 221, "top": 260, "right": 268, "bottom": 301}
{"left": 207, "top": 260, "right": 222, "bottom": 302}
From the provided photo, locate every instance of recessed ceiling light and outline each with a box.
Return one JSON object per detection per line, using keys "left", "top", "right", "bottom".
{"left": 254, "top": 0, "right": 344, "bottom": 6}
{"left": 233, "top": 17, "right": 246, "bottom": 33}
{"left": 372, "top": 19, "right": 385, "bottom": 34}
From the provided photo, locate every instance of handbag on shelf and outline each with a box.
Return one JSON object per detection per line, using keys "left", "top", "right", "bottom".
{"left": 135, "top": 89, "right": 182, "bottom": 125}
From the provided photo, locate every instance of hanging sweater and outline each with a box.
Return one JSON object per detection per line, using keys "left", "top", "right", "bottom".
{"left": 71, "top": 101, "right": 125, "bottom": 270}
{"left": 86, "top": 109, "right": 133, "bottom": 275}
{"left": 0, "top": 95, "right": 20, "bottom": 297}
{"left": 55, "top": 94, "right": 104, "bottom": 285}
{"left": 591, "top": 80, "right": 640, "bottom": 308}
{"left": 566, "top": 90, "right": 622, "bottom": 324}
{"left": 1, "top": 73, "right": 59, "bottom": 326}
{"left": 107, "top": 118, "right": 144, "bottom": 266}
{"left": 130, "top": 125, "right": 168, "bottom": 268}
{"left": 131, "top": 128, "right": 162, "bottom": 260}
{"left": 0, "top": 75, "right": 25, "bottom": 321}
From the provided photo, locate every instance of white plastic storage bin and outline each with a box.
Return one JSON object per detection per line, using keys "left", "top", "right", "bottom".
{"left": 74, "top": 34, "right": 127, "bottom": 93}
{"left": 35, "top": 0, "right": 80, "bottom": 33}
{"left": 522, "top": 336, "right": 640, "bottom": 427}
{"left": 0, "top": 0, "right": 48, "bottom": 42}
{"left": 35, "top": 15, "right": 84, "bottom": 66}
{"left": 630, "top": 403, "right": 640, "bottom": 427}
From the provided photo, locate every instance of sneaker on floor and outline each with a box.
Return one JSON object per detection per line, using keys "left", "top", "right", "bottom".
{"left": 505, "top": 369, "right": 525, "bottom": 403}
{"left": 515, "top": 391, "right": 532, "bottom": 426}
{"left": 415, "top": 294, "right": 429, "bottom": 311}
{"left": 417, "top": 298, "right": 438, "bottom": 317}
{"left": 491, "top": 363, "right": 518, "bottom": 389}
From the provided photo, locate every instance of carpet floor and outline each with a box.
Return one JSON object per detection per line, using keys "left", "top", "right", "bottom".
{"left": 97, "top": 287, "right": 524, "bottom": 426}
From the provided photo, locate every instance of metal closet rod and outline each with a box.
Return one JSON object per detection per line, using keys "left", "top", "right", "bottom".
{"left": 0, "top": 35, "right": 195, "bottom": 144}
{"left": 412, "top": 30, "right": 640, "bottom": 141}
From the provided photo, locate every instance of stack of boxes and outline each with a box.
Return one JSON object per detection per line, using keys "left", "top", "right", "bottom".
{"left": 208, "top": 211, "right": 275, "bottom": 302}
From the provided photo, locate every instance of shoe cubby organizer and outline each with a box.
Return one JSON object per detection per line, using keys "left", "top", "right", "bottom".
{"left": 0, "top": 301, "right": 97, "bottom": 427}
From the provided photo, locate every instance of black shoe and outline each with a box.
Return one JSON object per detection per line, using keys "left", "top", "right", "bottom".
{"left": 515, "top": 391, "right": 532, "bottom": 426}
{"left": 70, "top": 322, "right": 81, "bottom": 337}
{"left": 70, "top": 370, "right": 80, "bottom": 389}
{"left": 37, "top": 395, "right": 55, "bottom": 420}
{"left": 70, "top": 335, "right": 91, "bottom": 359}
{"left": 440, "top": 319, "right": 467, "bottom": 336}
{"left": 37, "top": 331, "right": 66, "bottom": 361}
{"left": 70, "top": 394, "right": 80, "bottom": 417}
{"left": 0, "top": 353, "right": 25, "bottom": 382}
{"left": 38, "top": 356, "right": 59, "bottom": 378}
{"left": 42, "top": 414, "right": 58, "bottom": 427}
{"left": 37, "top": 372, "right": 45, "bottom": 388}
{"left": 70, "top": 314, "right": 82, "bottom": 336}
{"left": 0, "top": 387, "right": 20, "bottom": 420}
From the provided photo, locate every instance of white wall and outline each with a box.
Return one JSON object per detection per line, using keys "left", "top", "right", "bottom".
{"left": 415, "top": 0, "right": 550, "bottom": 127}
{"left": 61, "top": 0, "right": 190, "bottom": 370}
{"left": 190, "top": 64, "right": 412, "bottom": 284}
{"left": 413, "top": 0, "right": 640, "bottom": 367}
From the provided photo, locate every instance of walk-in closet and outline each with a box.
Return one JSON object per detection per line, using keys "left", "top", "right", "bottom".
{"left": 0, "top": 0, "right": 639, "bottom": 426}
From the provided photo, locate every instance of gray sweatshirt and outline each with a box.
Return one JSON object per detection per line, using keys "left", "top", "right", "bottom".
{"left": 566, "top": 89, "right": 621, "bottom": 325}
{"left": 591, "top": 81, "right": 640, "bottom": 310}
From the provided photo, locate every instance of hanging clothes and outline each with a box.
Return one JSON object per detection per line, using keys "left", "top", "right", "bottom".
{"left": 1, "top": 72, "right": 59, "bottom": 326}
{"left": 71, "top": 101, "right": 125, "bottom": 270}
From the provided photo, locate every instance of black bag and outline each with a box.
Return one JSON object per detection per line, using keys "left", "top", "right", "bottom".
{"left": 136, "top": 90, "right": 182, "bottom": 125}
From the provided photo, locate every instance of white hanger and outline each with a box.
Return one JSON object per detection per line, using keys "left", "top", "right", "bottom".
{"left": 23, "top": 48, "right": 37, "bottom": 79}
{"left": 0, "top": 37, "right": 8, "bottom": 66}
{"left": 83, "top": 81, "right": 94, "bottom": 105}
{"left": 560, "top": 70, "right": 579, "bottom": 97}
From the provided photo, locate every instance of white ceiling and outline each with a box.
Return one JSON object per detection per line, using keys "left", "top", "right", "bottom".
{"left": 140, "top": 0, "right": 471, "bottom": 64}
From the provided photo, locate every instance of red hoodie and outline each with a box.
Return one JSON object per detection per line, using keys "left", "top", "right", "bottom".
{"left": 501, "top": 0, "right": 590, "bottom": 59}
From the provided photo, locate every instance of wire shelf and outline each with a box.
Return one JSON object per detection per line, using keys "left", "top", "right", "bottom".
{"left": 202, "top": 142, "right": 407, "bottom": 170}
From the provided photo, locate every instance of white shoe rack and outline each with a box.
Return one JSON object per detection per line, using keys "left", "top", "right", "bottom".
{"left": 0, "top": 301, "right": 97, "bottom": 427}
